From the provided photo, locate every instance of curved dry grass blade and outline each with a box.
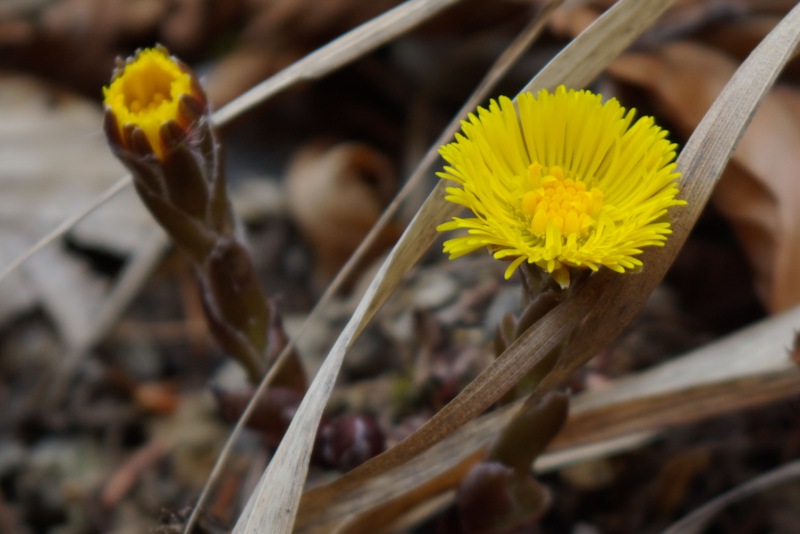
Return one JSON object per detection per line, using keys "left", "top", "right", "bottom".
{"left": 350, "top": 302, "right": 800, "bottom": 532}
{"left": 2, "top": 0, "right": 473, "bottom": 467}
{"left": 184, "top": 4, "right": 560, "bottom": 531}
{"left": 314, "top": 0, "right": 563, "bottom": 321}
{"left": 301, "top": 302, "right": 800, "bottom": 533}
{"left": 0, "top": 174, "right": 130, "bottom": 284}
{"left": 232, "top": 0, "right": 675, "bottom": 532}
{"left": 302, "top": 0, "right": 674, "bottom": 491}
{"left": 212, "top": 0, "right": 463, "bottom": 125}
{"left": 293, "top": 1, "right": 800, "bottom": 531}
{"left": 6, "top": 0, "right": 470, "bottom": 445}
{"left": 0, "top": 0, "right": 465, "bottom": 287}
{"left": 519, "top": 0, "right": 666, "bottom": 94}
{"left": 662, "top": 460, "right": 800, "bottom": 534}
{"left": 554, "top": 303, "right": 800, "bottom": 449}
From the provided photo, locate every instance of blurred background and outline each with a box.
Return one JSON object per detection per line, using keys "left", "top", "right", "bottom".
{"left": 1, "top": 0, "right": 800, "bottom": 532}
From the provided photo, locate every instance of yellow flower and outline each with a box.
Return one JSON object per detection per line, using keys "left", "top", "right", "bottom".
{"left": 437, "top": 86, "right": 685, "bottom": 287}
{"left": 103, "top": 46, "right": 202, "bottom": 159}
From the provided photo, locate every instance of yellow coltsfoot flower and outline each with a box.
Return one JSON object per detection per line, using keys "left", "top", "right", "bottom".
{"left": 437, "top": 85, "right": 685, "bottom": 287}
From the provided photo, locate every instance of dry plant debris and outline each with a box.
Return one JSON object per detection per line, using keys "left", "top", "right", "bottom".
{"left": 1, "top": 1, "right": 800, "bottom": 533}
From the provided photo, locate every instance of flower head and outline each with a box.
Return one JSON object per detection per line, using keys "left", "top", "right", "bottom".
{"left": 103, "top": 46, "right": 205, "bottom": 159}
{"left": 437, "top": 86, "right": 685, "bottom": 286}
{"left": 102, "top": 45, "right": 226, "bottom": 259}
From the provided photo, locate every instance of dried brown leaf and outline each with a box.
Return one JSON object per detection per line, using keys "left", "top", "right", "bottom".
{"left": 696, "top": 15, "right": 781, "bottom": 61}
{"left": 609, "top": 41, "right": 800, "bottom": 310}
{"left": 285, "top": 141, "right": 401, "bottom": 284}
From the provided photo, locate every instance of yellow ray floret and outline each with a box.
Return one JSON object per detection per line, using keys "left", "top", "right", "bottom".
{"left": 436, "top": 85, "right": 685, "bottom": 285}
{"left": 103, "top": 47, "right": 194, "bottom": 159}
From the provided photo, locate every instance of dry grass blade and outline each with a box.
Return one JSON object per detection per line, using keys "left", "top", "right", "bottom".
{"left": 184, "top": 0, "right": 562, "bottom": 532}
{"left": 212, "top": 0, "right": 462, "bottom": 125}
{"left": 662, "top": 459, "right": 800, "bottom": 534}
{"left": 2, "top": 1, "right": 480, "bottom": 532}
{"left": 1, "top": 2, "right": 481, "bottom": 528}
{"left": 231, "top": 0, "right": 675, "bottom": 532}
{"left": 298, "top": 303, "right": 800, "bottom": 533}
{"left": 192, "top": 2, "right": 556, "bottom": 530}
{"left": 518, "top": 0, "right": 669, "bottom": 94}
{"left": 0, "top": 0, "right": 465, "bottom": 287}
{"left": 2, "top": 14, "right": 486, "bottom": 532}
{"left": 185, "top": 1, "right": 484, "bottom": 530}
{"left": 190, "top": 4, "right": 561, "bottom": 531}
{"left": 312, "top": 0, "right": 563, "bottom": 316}
{"left": 292, "top": 1, "right": 800, "bottom": 531}
{"left": 553, "top": 302, "right": 800, "bottom": 449}
{"left": 229, "top": 4, "right": 569, "bottom": 531}
{"left": 0, "top": 175, "right": 130, "bottom": 284}
{"left": 293, "top": 0, "right": 673, "bottom": 520}
{"left": 525, "top": 0, "right": 800, "bottom": 413}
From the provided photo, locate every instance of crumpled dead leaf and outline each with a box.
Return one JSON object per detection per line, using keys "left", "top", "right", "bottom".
{"left": 285, "top": 141, "right": 402, "bottom": 286}
{"left": 608, "top": 41, "right": 800, "bottom": 311}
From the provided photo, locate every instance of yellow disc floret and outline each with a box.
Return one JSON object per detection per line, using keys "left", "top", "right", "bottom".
{"left": 521, "top": 164, "right": 604, "bottom": 238}
{"left": 103, "top": 47, "right": 194, "bottom": 159}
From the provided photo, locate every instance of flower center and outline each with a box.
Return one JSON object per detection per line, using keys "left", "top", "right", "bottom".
{"left": 521, "top": 163, "right": 604, "bottom": 238}
{"left": 121, "top": 63, "right": 176, "bottom": 115}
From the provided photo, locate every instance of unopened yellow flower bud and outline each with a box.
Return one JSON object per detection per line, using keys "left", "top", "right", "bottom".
{"left": 103, "top": 45, "right": 207, "bottom": 160}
